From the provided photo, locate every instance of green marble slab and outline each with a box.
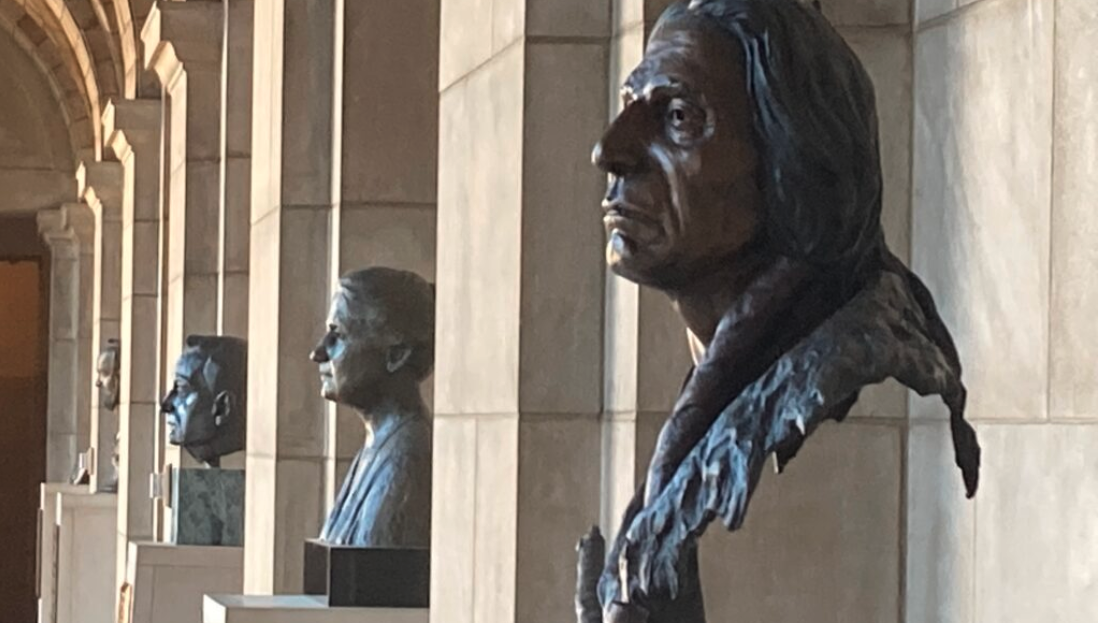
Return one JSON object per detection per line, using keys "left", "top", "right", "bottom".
{"left": 171, "top": 467, "right": 244, "bottom": 546}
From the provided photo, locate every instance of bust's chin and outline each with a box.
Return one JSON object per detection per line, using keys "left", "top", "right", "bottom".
{"left": 607, "top": 241, "right": 647, "bottom": 284}
{"left": 608, "top": 251, "right": 676, "bottom": 291}
{"left": 606, "top": 236, "right": 674, "bottom": 289}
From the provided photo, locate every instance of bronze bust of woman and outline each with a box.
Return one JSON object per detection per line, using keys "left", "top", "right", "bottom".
{"left": 311, "top": 267, "right": 434, "bottom": 548}
{"left": 577, "top": 1, "right": 980, "bottom": 621}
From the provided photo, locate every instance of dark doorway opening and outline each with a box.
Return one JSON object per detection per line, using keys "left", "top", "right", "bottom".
{"left": 0, "top": 215, "right": 50, "bottom": 622}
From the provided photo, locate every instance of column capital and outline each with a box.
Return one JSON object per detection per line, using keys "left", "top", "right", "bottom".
{"left": 104, "top": 98, "right": 161, "bottom": 161}
{"left": 37, "top": 204, "right": 94, "bottom": 253}
{"left": 77, "top": 161, "right": 124, "bottom": 221}
{"left": 141, "top": 1, "right": 223, "bottom": 87}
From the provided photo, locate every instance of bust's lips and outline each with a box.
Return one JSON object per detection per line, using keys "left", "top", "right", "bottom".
{"left": 165, "top": 415, "right": 181, "bottom": 442}
{"left": 603, "top": 200, "right": 660, "bottom": 244}
{"left": 603, "top": 199, "right": 657, "bottom": 222}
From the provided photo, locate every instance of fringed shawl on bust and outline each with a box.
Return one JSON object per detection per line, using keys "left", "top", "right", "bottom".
{"left": 597, "top": 249, "right": 980, "bottom": 621}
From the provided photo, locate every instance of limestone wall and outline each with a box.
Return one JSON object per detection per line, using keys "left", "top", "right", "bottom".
{"left": 908, "top": 0, "right": 1098, "bottom": 620}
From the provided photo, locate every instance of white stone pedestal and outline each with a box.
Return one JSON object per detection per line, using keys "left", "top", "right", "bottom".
{"left": 37, "top": 483, "right": 84, "bottom": 623}
{"left": 125, "top": 542, "right": 243, "bottom": 623}
{"left": 55, "top": 489, "right": 117, "bottom": 623}
{"left": 203, "top": 595, "right": 428, "bottom": 623}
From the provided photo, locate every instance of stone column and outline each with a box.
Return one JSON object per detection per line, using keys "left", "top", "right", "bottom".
{"left": 909, "top": 0, "right": 1097, "bottom": 619}
{"left": 324, "top": 0, "right": 439, "bottom": 509}
{"left": 218, "top": 0, "right": 253, "bottom": 339}
{"left": 433, "top": 4, "right": 610, "bottom": 621}
{"left": 244, "top": 0, "right": 335, "bottom": 595}
{"left": 104, "top": 97, "right": 162, "bottom": 591}
{"left": 77, "top": 161, "right": 125, "bottom": 493}
{"left": 142, "top": 0, "right": 224, "bottom": 484}
{"left": 38, "top": 204, "right": 95, "bottom": 483}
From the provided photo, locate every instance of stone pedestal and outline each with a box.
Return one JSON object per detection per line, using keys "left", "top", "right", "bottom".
{"left": 125, "top": 542, "right": 243, "bottom": 623}
{"left": 203, "top": 595, "right": 427, "bottom": 623}
{"left": 54, "top": 490, "right": 117, "bottom": 623}
{"left": 302, "top": 541, "right": 429, "bottom": 608}
{"left": 37, "top": 484, "right": 84, "bottom": 623}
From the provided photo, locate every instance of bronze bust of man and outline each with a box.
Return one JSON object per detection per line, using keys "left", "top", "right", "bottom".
{"left": 577, "top": 1, "right": 981, "bottom": 621}
{"left": 95, "top": 339, "right": 120, "bottom": 491}
{"left": 160, "top": 335, "right": 248, "bottom": 467}
{"left": 74, "top": 340, "right": 123, "bottom": 487}
{"left": 96, "top": 339, "right": 121, "bottom": 411}
{"left": 311, "top": 267, "right": 433, "bottom": 547}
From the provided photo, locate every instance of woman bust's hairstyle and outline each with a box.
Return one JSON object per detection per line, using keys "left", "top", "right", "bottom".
{"left": 664, "top": 0, "right": 884, "bottom": 273}
{"left": 338, "top": 267, "right": 436, "bottom": 382}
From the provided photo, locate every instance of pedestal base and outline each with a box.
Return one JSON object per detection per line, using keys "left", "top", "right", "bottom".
{"left": 37, "top": 483, "right": 84, "bottom": 623}
{"left": 171, "top": 468, "right": 245, "bottom": 546}
{"left": 55, "top": 489, "right": 117, "bottom": 623}
{"left": 203, "top": 595, "right": 428, "bottom": 623}
{"left": 302, "top": 539, "right": 429, "bottom": 607}
{"left": 125, "top": 542, "right": 243, "bottom": 623}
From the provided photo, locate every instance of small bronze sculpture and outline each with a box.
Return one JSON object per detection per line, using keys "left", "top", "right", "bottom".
{"left": 160, "top": 335, "right": 248, "bottom": 467}
{"left": 95, "top": 339, "right": 120, "bottom": 492}
{"left": 577, "top": 1, "right": 981, "bottom": 621}
{"left": 311, "top": 267, "right": 433, "bottom": 547}
{"left": 96, "top": 339, "right": 120, "bottom": 411}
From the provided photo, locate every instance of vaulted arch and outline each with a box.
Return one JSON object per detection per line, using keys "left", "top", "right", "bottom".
{"left": 0, "top": 11, "right": 90, "bottom": 164}
{"left": 0, "top": 0, "right": 135, "bottom": 165}
{"left": 0, "top": 27, "right": 76, "bottom": 212}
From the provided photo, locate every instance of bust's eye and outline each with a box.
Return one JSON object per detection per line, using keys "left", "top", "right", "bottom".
{"left": 665, "top": 98, "right": 704, "bottom": 142}
{"left": 668, "top": 105, "right": 687, "bottom": 125}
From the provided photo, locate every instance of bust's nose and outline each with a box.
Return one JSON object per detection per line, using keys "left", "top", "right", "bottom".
{"left": 592, "top": 104, "right": 646, "bottom": 177}
{"left": 159, "top": 390, "right": 175, "bottom": 413}
{"left": 591, "top": 140, "right": 614, "bottom": 173}
{"left": 309, "top": 341, "right": 328, "bottom": 363}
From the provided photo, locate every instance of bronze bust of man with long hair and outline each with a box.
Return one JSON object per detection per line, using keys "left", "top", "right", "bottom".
{"left": 577, "top": 1, "right": 980, "bottom": 621}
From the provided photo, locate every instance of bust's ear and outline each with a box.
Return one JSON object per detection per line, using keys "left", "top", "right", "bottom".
{"left": 213, "top": 390, "right": 233, "bottom": 427}
{"left": 386, "top": 344, "right": 414, "bottom": 374}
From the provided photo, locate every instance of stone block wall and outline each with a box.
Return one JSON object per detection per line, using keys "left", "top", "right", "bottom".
{"left": 908, "top": 0, "right": 1098, "bottom": 621}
